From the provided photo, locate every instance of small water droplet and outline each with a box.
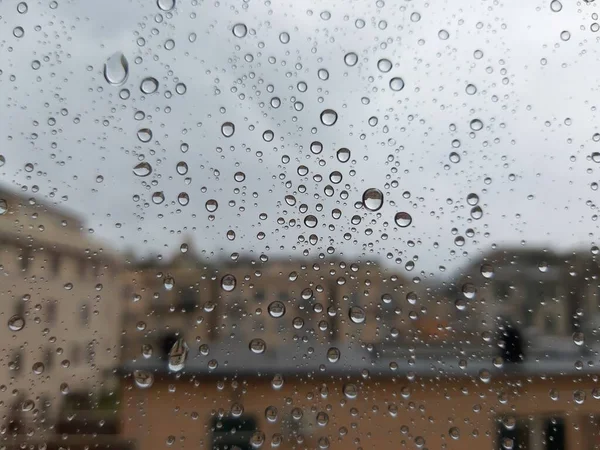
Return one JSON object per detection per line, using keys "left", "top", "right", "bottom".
{"left": 550, "top": 0, "right": 562, "bottom": 12}
{"left": 318, "top": 68, "right": 330, "bottom": 80}
{"left": 343, "top": 383, "right": 358, "bottom": 399}
{"left": 438, "top": 29, "right": 450, "bottom": 40}
{"left": 152, "top": 191, "right": 165, "bottom": 204}
{"left": 279, "top": 31, "right": 290, "bottom": 44}
{"left": 573, "top": 331, "right": 585, "bottom": 346}
{"left": 32, "top": 362, "right": 45, "bottom": 375}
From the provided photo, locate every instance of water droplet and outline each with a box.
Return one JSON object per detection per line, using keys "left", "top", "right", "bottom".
{"left": 250, "top": 431, "right": 265, "bottom": 449}
{"left": 377, "top": 58, "right": 392, "bottom": 73}
{"left": 279, "top": 31, "right": 290, "bottom": 44}
{"left": 480, "top": 264, "right": 494, "bottom": 278}
{"left": 471, "top": 206, "right": 483, "bottom": 219}
{"left": 265, "top": 406, "right": 278, "bottom": 422}
{"left": 478, "top": 369, "right": 491, "bottom": 383}
{"left": 157, "top": 0, "right": 175, "bottom": 11}
{"left": 389, "top": 77, "right": 405, "bottom": 91}
{"left": 271, "top": 374, "right": 284, "bottom": 390}
{"left": 320, "top": 109, "right": 338, "bottom": 126}
{"left": 17, "top": 2, "right": 28, "bottom": 14}
{"left": 205, "top": 199, "right": 218, "bottom": 212}
{"left": 13, "top": 27, "right": 25, "bottom": 38}
{"left": 343, "top": 383, "right": 358, "bottom": 399}
{"left": 344, "top": 52, "right": 358, "bottom": 66}
{"left": 362, "top": 188, "right": 384, "bottom": 211}
{"left": 560, "top": 30, "right": 571, "bottom": 41}
{"left": 573, "top": 331, "right": 585, "bottom": 346}
{"left": 337, "top": 148, "right": 351, "bottom": 163}
{"left": 133, "top": 162, "right": 152, "bottom": 177}
{"left": 327, "top": 347, "right": 340, "bottom": 363}
{"left": 152, "top": 191, "right": 165, "bottom": 204}
{"left": 221, "top": 274, "right": 236, "bottom": 292}
{"left": 465, "top": 83, "right": 477, "bottom": 95}
{"left": 438, "top": 29, "right": 450, "bottom": 40}
{"left": 349, "top": 306, "right": 366, "bottom": 324}
{"left": 316, "top": 411, "right": 329, "bottom": 426}
{"left": 232, "top": 23, "right": 248, "bottom": 38}
{"left": 168, "top": 338, "right": 188, "bottom": 372}
{"left": 177, "top": 192, "right": 189, "bottom": 206}
{"left": 470, "top": 119, "right": 483, "bottom": 131}
{"left": 103, "top": 52, "right": 129, "bottom": 86}
{"left": 449, "top": 152, "right": 461, "bottom": 163}
{"left": 268, "top": 301, "right": 286, "bottom": 318}
{"left": 550, "top": 0, "right": 562, "bottom": 11}
{"left": 310, "top": 141, "right": 323, "bottom": 154}
{"left": 249, "top": 338, "right": 266, "bottom": 354}
{"left": 234, "top": 171, "right": 246, "bottom": 182}
{"left": 140, "top": 77, "right": 159, "bottom": 94}
{"left": 394, "top": 212, "right": 412, "bottom": 227}
{"left": 467, "top": 193, "right": 479, "bottom": 205}
{"left": 32, "top": 362, "right": 45, "bottom": 375}
{"left": 137, "top": 128, "right": 153, "bottom": 143}
{"left": 221, "top": 122, "right": 235, "bottom": 137}
{"left": 8, "top": 315, "right": 24, "bottom": 332}
{"left": 176, "top": 161, "right": 188, "bottom": 175}
{"left": 410, "top": 12, "right": 421, "bottom": 22}
{"left": 318, "top": 68, "right": 330, "bottom": 80}
{"left": 134, "top": 370, "right": 154, "bottom": 388}
{"left": 304, "top": 215, "right": 318, "bottom": 228}
{"left": 449, "top": 427, "right": 460, "bottom": 440}
{"left": 574, "top": 389, "right": 586, "bottom": 404}
{"left": 141, "top": 344, "right": 153, "bottom": 359}
{"left": 231, "top": 403, "right": 244, "bottom": 417}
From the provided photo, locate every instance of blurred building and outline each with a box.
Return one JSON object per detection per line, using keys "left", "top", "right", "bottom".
{"left": 119, "top": 248, "right": 600, "bottom": 450}
{"left": 0, "top": 187, "right": 127, "bottom": 442}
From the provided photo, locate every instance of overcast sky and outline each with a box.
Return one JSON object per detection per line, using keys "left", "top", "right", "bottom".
{"left": 1, "top": 0, "right": 600, "bottom": 280}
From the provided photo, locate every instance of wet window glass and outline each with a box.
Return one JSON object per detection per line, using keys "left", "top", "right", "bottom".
{"left": 2, "top": 0, "right": 600, "bottom": 449}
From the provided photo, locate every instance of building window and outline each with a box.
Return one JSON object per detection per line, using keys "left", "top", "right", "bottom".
{"left": 543, "top": 417, "right": 565, "bottom": 450}
{"left": 44, "top": 347, "right": 53, "bottom": 372}
{"left": 19, "top": 248, "right": 31, "bottom": 272}
{"left": 72, "top": 343, "right": 81, "bottom": 366}
{"left": 10, "top": 350, "right": 22, "bottom": 375}
{"left": 80, "top": 303, "right": 89, "bottom": 326}
{"left": 50, "top": 252, "right": 61, "bottom": 277}
{"left": 497, "top": 417, "right": 529, "bottom": 450}
{"left": 211, "top": 416, "right": 257, "bottom": 450}
{"left": 46, "top": 300, "right": 57, "bottom": 324}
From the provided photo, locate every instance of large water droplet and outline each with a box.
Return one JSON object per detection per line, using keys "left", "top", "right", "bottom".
{"left": 394, "top": 212, "right": 412, "bottom": 227}
{"left": 205, "top": 199, "right": 218, "bottom": 212}
{"left": 133, "top": 162, "right": 152, "bottom": 177}
{"left": 157, "top": 0, "right": 175, "bottom": 11}
{"left": 343, "top": 383, "right": 358, "bottom": 399}
{"left": 268, "top": 301, "right": 286, "bottom": 318}
{"left": 377, "top": 59, "right": 392, "bottom": 73}
{"left": 103, "top": 52, "right": 129, "bottom": 86}
{"left": 221, "top": 274, "right": 236, "bottom": 291}
{"left": 349, "top": 306, "right": 366, "bottom": 324}
{"left": 320, "top": 109, "right": 338, "bottom": 126}
{"left": 327, "top": 347, "right": 340, "bottom": 363}
{"left": 304, "top": 215, "right": 318, "bottom": 228}
{"left": 573, "top": 331, "right": 585, "bottom": 346}
{"left": 8, "top": 315, "right": 24, "bottom": 332}
{"left": 344, "top": 52, "right": 358, "bottom": 67}
{"left": 362, "top": 188, "right": 384, "bottom": 211}
{"left": 152, "top": 191, "right": 165, "bottom": 204}
{"left": 389, "top": 77, "right": 405, "bottom": 91}
{"left": 470, "top": 119, "right": 483, "bottom": 131}
{"left": 232, "top": 23, "right": 248, "bottom": 38}
{"left": 133, "top": 370, "right": 154, "bottom": 388}
{"left": 140, "top": 77, "right": 159, "bottom": 94}
{"left": 221, "top": 122, "right": 235, "bottom": 137}
{"left": 32, "top": 362, "right": 45, "bottom": 375}
{"left": 337, "top": 148, "right": 351, "bottom": 163}
{"left": 249, "top": 338, "right": 266, "bottom": 354}
{"left": 137, "top": 128, "right": 153, "bottom": 143}
{"left": 168, "top": 337, "right": 188, "bottom": 372}
{"left": 550, "top": 0, "right": 562, "bottom": 11}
